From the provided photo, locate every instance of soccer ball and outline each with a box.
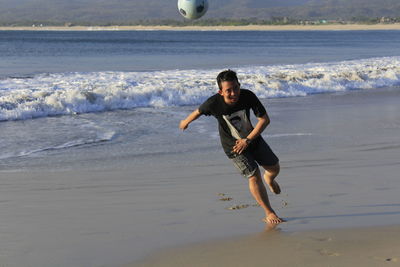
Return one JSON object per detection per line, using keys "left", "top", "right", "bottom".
{"left": 177, "top": 0, "right": 209, "bottom": 20}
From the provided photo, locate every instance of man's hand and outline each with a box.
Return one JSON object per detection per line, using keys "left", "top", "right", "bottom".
{"left": 179, "top": 119, "right": 189, "bottom": 130}
{"left": 179, "top": 109, "right": 201, "bottom": 131}
{"left": 232, "top": 139, "right": 249, "bottom": 154}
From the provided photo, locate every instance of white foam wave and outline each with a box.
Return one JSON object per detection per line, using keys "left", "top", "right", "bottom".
{"left": 1, "top": 56, "right": 399, "bottom": 121}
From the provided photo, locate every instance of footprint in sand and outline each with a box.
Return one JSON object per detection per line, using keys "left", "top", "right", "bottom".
{"left": 217, "top": 193, "right": 233, "bottom": 201}
{"left": 226, "top": 203, "right": 260, "bottom": 210}
{"left": 373, "top": 257, "right": 398, "bottom": 262}
{"left": 227, "top": 204, "right": 250, "bottom": 210}
{"left": 318, "top": 249, "right": 340, "bottom": 256}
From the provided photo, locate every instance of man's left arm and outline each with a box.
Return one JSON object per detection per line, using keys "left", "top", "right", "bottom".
{"left": 232, "top": 113, "right": 270, "bottom": 154}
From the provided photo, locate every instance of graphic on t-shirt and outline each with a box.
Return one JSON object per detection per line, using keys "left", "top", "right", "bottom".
{"left": 229, "top": 116, "right": 242, "bottom": 131}
{"left": 223, "top": 110, "right": 253, "bottom": 140}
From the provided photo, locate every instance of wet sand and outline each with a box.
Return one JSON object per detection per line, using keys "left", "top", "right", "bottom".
{"left": 1, "top": 24, "right": 400, "bottom": 31}
{"left": 131, "top": 225, "right": 400, "bottom": 267}
{"left": 126, "top": 86, "right": 400, "bottom": 266}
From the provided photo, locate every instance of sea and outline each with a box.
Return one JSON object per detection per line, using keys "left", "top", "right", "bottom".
{"left": 1, "top": 30, "right": 400, "bottom": 170}
{"left": 1, "top": 30, "right": 400, "bottom": 267}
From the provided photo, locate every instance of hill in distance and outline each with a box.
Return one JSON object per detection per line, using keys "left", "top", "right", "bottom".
{"left": 0, "top": 0, "right": 399, "bottom": 25}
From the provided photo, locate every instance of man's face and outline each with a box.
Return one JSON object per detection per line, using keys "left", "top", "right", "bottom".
{"left": 218, "top": 80, "right": 240, "bottom": 105}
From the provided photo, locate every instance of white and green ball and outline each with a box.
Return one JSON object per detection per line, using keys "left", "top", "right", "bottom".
{"left": 177, "top": 0, "right": 209, "bottom": 20}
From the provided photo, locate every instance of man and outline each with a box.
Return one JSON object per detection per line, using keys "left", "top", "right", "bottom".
{"left": 179, "top": 70, "right": 283, "bottom": 224}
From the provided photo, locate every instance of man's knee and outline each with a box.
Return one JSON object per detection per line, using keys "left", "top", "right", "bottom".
{"left": 263, "top": 163, "right": 280, "bottom": 177}
{"left": 248, "top": 169, "right": 262, "bottom": 183}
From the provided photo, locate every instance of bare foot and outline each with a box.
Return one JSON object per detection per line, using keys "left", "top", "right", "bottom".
{"left": 262, "top": 213, "right": 285, "bottom": 224}
{"left": 264, "top": 172, "right": 281, "bottom": 194}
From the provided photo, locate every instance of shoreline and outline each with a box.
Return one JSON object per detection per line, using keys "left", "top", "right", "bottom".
{"left": 1, "top": 23, "right": 400, "bottom": 31}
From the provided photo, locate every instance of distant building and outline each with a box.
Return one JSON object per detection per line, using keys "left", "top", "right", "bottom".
{"left": 380, "top": 17, "right": 391, "bottom": 23}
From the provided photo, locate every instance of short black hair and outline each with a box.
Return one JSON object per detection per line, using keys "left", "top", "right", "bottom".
{"left": 216, "top": 69, "right": 239, "bottom": 90}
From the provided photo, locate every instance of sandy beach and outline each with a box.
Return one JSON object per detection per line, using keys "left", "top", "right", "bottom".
{"left": 1, "top": 29, "right": 400, "bottom": 266}
{"left": 131, "top": 225, "right": 400, "bottom": 267}
{"left": 1, "top": 24, "right": 400, "bottom": 31}
{"left": 1, "top": 85, "right": 399, "bottom": 266}
{"left": 123, "top": 86, "right": 400, "bottom": 267}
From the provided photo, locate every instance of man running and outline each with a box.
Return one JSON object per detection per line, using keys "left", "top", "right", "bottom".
{"left": 179, "top": 70, "right": 283, "bottom": 224}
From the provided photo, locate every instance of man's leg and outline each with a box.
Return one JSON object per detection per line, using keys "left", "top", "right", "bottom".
{"left": 262, "top": 163, "right": 281, "bottom": 194}
{"left": 248, "top": 168, "right": 283, "bottom": 224}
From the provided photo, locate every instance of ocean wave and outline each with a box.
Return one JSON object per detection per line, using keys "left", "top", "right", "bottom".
{"left": 0, "top": 56, "right": 399, "bottom": 121}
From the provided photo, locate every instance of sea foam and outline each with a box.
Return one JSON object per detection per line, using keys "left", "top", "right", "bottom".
{"left": 1, "top": 56, "right": 399, "bottom": 121}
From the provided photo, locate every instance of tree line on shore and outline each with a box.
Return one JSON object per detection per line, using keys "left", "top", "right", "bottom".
{"left": 1, "top": 17, "right": 400, "bottom": 27}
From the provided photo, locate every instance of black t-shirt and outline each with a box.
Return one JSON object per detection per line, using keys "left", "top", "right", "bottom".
{"left": 198, "top": 89, "right": 267, "bottom": 157}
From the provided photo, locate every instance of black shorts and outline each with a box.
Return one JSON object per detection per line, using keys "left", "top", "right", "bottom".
{"left": 230, "top": 138, "right": 279, "bottom": 178}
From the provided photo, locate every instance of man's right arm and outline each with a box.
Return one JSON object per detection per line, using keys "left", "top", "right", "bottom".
{"left": 179, "top": 109, "right": 202, "bottom": 130}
